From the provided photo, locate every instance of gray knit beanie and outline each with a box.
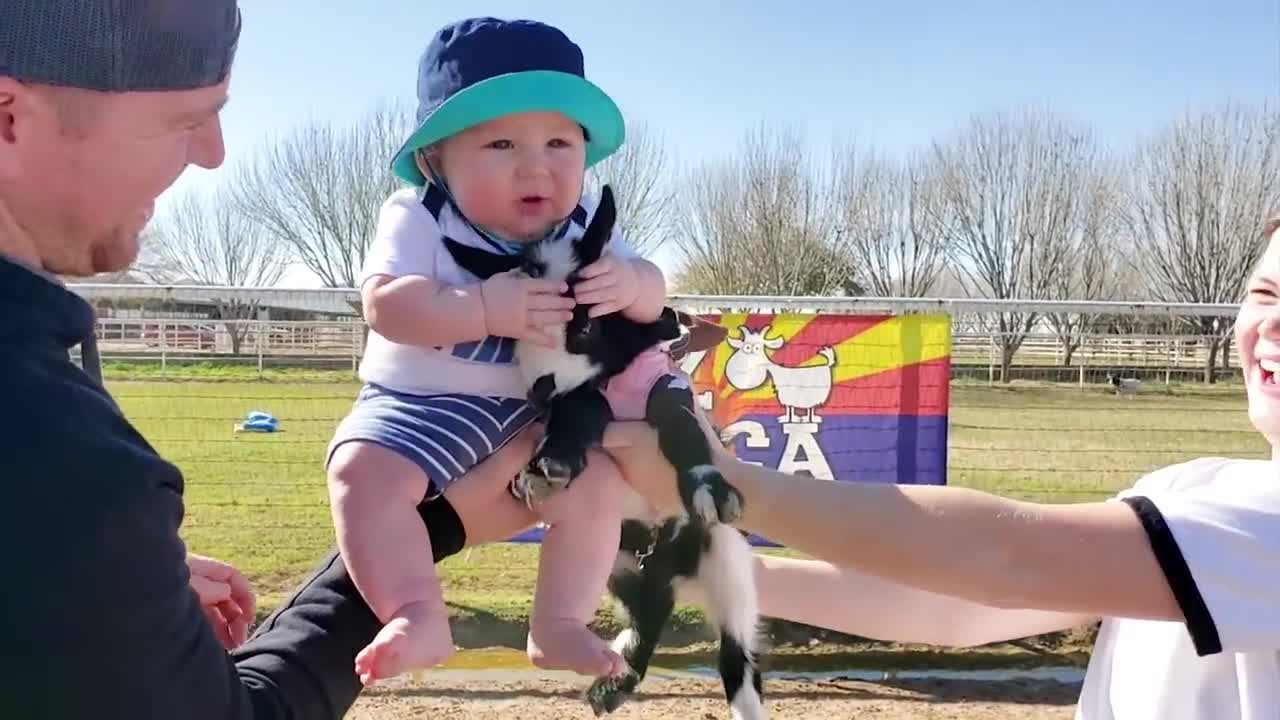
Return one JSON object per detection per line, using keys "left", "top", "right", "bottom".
{"left": 0, "top": 1, "right": 241, "bottom": 92}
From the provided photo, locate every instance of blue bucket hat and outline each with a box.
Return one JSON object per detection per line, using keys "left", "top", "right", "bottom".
{"left": 391, "top": 17, "right": 626, "bottom": 186}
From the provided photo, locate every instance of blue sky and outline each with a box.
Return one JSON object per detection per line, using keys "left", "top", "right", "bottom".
{"left": 162, "top": 0, "right": 1280, "bottom": 286}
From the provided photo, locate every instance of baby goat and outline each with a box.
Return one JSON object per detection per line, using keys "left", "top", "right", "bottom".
{"left": 442, "top": 185, "right": 766, "bottom": 719}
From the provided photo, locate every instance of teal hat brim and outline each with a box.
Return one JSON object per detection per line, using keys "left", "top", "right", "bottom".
{"left": 390, "top": 70, "right": 625, "bottom": 186}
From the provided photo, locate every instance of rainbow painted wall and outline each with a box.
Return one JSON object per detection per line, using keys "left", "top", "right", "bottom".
{"left": 683, "top": 311, "right": 951, "bottom": 488}
{"left": 508, "top": 311, "right": 951, "bottom": 544}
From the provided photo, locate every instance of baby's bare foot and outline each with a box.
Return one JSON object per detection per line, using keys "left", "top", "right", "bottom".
{"left": 527, "top": 618, "right": 625, "bottom": 677}
{"left": 354, "top": 603, "right": 454, "bottom": 685}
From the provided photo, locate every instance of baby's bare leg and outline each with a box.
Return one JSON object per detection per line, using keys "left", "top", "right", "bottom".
{"left": 327, "top": 441, "right": 454, "bottom": 684}
{"left": 526, "top": 449, "right": 629, "bottom": 677}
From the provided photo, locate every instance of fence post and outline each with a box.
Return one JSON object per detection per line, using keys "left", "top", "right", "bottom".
{"left": 256, "top": 321, "right": 265, "bottom": 379}
{"left": 160, "top": 320, "right": 167, "bottom": 372}
{"left": 352, "top": 325, "right": 360, "bottom": 378}
{"left": 1079, "top": 361, "right": 1085, "bottom": 389}
{"left": 988, "top": 337, "right": 995, "bottom": 386}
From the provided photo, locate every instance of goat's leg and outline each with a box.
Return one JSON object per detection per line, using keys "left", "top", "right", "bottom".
{"left": 647, "top": 375, "right": 743, "bottom": 525}
{"left": 585, "top": 529, "right": 678, "bottom": 716}
{"left": 701, "top": 523, "right": 767, "bottom": 720}
{"left": 513, "top": 383, "right": 612, "bottom": 505}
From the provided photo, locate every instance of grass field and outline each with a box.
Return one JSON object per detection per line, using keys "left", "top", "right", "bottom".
{"left": 104, "top": 362, "right": 1265, "bottom": 660}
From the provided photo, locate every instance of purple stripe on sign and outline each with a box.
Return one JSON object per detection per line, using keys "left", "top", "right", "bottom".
{"left": 723, "top": 413, "right": 948, "bottom": 486}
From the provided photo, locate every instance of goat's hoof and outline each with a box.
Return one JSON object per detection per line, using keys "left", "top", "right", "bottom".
{"left": 513, "top": 468, "right": 555, "bottom": 505}
{"left": 718, "top": 483, "right": 745, "bottom": 524}
{"left": 686, "top": 465, "right": 743, "bottom": 525}
{"left": 535, "top": 454, "right": 582, "bottom": 486}
{"left": 585, "top": 671, "right": 639, "bottom": 716}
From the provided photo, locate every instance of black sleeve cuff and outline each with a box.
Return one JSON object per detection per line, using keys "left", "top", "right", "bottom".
{"left": 419, "top": 494, "right": 466, "bottom": 562}
{"left": 1121, "top": 495, "right": 1223, "bottom": 656}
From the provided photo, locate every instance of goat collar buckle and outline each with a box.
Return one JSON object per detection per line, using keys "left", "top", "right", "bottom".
{"left": 634, "top": 526, "right": 660, "bottom": 570}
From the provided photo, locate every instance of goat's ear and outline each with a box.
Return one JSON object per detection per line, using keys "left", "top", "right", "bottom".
{"left": 442, "top": 237, "right": 523, "bottom": 279}
{"left": 686, "top": 315, "right": 729, "bottom": 352}
{"left": 575, "top": 184, "right": 616, "bottom": 266}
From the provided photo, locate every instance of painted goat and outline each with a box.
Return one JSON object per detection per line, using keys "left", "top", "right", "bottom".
{"left": 442, "top": 185, "right": 766, "bottom": 719}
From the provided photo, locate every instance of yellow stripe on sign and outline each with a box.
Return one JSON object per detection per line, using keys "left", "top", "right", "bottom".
{"left": 707, "top": 313, "right": 951, "bottom": 400}
{"left": 829, "top": 314, "right": 952, "bottom": 385}
{"left": 713, "top": 312, "right": 817, "bottom": 401}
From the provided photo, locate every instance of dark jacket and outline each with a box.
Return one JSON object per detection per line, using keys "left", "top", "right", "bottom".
{"left": 0, "top": 256, "right": 466, "bottom": 719}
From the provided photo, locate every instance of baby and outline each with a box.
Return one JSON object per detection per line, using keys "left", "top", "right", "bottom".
{"left": 324, "top": 17, "right": 668, "bottom": 685}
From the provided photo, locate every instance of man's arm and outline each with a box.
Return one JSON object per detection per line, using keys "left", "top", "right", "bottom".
{"left": 3, "top": 373, "right": 468, "bottom": 719}
{"left": 9, "top": 441, "right": 261, "bottom": 719}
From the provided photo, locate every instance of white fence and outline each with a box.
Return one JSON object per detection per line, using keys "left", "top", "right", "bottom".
{"left": 69, "top": 284, "right": 1245, "bottom": 383}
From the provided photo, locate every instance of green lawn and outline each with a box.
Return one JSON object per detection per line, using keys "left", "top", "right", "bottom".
{"left": 105, "top": 365, "right": 1264, "bottom": 650}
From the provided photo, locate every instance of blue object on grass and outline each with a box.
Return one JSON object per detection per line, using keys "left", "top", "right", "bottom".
{"left": 238, "top": 411, "right": 279, "bottom": 433}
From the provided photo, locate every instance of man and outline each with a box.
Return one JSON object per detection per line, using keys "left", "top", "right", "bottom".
{"left": 0, "top": 3, "right": 541, "bottom": 717}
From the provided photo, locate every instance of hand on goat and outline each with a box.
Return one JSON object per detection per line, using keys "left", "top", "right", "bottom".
{"left": 480, "top": 270, "right": 575, "bottom": 347}
{"left": 573, "top": 256, "right": 640, "bottom": 318}
{"left": 602, "top": 402, "right": 732, "bottom": 517}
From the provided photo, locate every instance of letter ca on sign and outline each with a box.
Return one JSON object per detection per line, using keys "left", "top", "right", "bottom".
{"left": 680, "top": 348, "right": 836, "bottom": 481}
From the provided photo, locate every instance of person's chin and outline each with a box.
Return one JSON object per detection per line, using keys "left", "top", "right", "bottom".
{"left": 90, "top": 234, "right": 141, "bottom": 275}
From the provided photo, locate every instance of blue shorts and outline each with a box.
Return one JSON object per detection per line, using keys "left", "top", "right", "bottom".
{"left": 327, "top": 383, "right": 540, "bottom": 497}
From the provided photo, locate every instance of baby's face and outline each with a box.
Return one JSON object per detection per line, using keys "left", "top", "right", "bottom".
{"left": 432, "top": 111, "right": 587, "bottom": 242}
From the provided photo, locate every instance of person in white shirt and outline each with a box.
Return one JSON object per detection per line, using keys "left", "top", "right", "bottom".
{"left": 324, "top": 17, "right": 667, "bottom": 686}
{"left": 598, "top": 217, "right": 1280, "bottom": 719}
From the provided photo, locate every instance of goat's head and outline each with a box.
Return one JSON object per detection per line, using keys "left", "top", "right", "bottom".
{"left": 523, "top": 184, "right": 616, "bottom": 286}
{"left": 725, "top": 325, "right": 784, "bottom": 355}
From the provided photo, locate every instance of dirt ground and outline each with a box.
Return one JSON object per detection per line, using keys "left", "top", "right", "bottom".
{"left": 348, "top": 671, "right": 1081, "bottom": 719}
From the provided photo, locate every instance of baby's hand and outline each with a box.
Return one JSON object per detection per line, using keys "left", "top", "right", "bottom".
{"left": 573, "top": 257, "right": 640, "bottom": 318}
{"left": 481, "top": 270, "right": 575, "bottom": 347}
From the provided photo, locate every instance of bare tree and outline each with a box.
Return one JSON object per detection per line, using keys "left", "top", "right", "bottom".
{"left": 139, "top": 185, "right": 291, "bottom": 353}
{"left": 231, "top": 101, "right": 413, "bottom": 288}
{"left": 928, "top": 108, "right": 1107, "bottom": 382}
{"left": 585, "top": 120, "right": 675, "bottom": 257}
{"left": 833, "top": 145, "right": 949, "bottom": 296}
{"left": 1044, "top": 164, "right": 1123, "bottom": 365}
{"left": 671, "top": 125, "right": 860, "bottom": 296}
{"left": 1123, "top": 103, "right": 1280, "bottom": 382}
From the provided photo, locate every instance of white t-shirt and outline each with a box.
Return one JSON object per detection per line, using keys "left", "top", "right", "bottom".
{"left": 357, "top": 185, "right": 638, "bottom": 398}
{"left": 1075, "top": 456, "right": 1280, "bottom": 720}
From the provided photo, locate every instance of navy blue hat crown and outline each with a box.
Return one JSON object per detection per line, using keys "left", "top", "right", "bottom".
{"left": 415, "top": 17, "right": 587, "bottom": 124}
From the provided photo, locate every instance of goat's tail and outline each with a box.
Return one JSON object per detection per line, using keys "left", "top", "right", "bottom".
{"left": 818, "top": 346, "right": 836, "bottom": 366}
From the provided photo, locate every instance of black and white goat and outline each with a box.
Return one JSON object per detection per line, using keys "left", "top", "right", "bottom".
{"left": 442, "top": 186, "right": 766, "bottom": 719}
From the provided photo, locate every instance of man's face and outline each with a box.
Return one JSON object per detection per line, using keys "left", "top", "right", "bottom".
{"left": 0, "top": 76, "right": 230, "bottom": 276}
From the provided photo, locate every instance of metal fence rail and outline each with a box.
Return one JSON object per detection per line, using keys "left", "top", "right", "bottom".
{"left": 69, "top": 284, "right": 1245, "bottom": 383}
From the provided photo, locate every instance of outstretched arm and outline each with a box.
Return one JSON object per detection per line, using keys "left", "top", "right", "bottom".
{"left": 601, "top": 414, "right": 1181, "bottom": 624}
{"left": 755, "top": 556, "right": 1096, "bottom": 648}
{"left": 731, "top": 463, "right": 1180, "bottom": 621}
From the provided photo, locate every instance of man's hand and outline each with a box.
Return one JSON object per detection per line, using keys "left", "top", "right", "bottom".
{"left": 442, "top": 422, "right": 544, "bottom": 546}
{"left": 187, "top": 553, "right": 256, "bottom": 650}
